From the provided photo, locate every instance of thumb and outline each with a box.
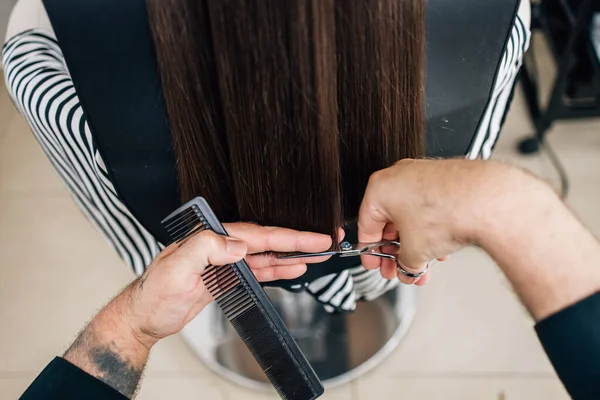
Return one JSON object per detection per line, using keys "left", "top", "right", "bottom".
{"left": 358, "top": 178, "right": 394, "bottom": 270}
{"left": 357, "top": 199, "right": 387, "bottom": 244}
{"left": 177, "top": 230, "right": 248, "bottom": 273}
{"left": 357, "top": 198, "right": 388, "bottom": 270}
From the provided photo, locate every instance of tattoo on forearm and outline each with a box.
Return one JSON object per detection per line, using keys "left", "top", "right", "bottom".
{"left": 89, "top": 344, "right": 142, "bottom": 397}
{"left": 65, "top": 329, "right": 143, "bottom": 398}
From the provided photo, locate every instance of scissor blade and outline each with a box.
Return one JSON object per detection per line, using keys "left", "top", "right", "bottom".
{"left": 276, "top": 251, "right": 340, "bottom": 259}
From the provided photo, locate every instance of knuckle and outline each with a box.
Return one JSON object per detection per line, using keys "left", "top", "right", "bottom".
{"left": 195, "top": 230, "right": 221, "bottom": 248}
{"left": 394, "top": 158, "right": 415, "bottom": 166}
{"left": 368, "top": 169, "right": 385, "bottom": 185}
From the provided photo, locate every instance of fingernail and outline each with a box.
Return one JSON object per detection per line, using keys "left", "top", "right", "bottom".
{"left": 225, "top": 237, "right": 246, "bottom": 256}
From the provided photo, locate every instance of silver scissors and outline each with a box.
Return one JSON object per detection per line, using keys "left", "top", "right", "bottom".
{"left": 277, "top": 240, "right": 428, "bottom": 278}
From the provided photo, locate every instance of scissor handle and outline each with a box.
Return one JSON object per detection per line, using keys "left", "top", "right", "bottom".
{"left": 338, "top": 240, "right": 400, "bottom": 259}
{"left": 277, "top": 240, "right": 401, "bottom": 260}
{"left": 355, "top": 240, "right": 400, "bottom": 250}
{"left": 364, "top": 252, "right": 397, "bottom": 260}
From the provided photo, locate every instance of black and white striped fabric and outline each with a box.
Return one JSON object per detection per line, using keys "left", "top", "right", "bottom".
{"left": 593, "top": 13, "right": 600, "bottom": 63}
{"left": 467, "top": 0, "right": 531, "bottom": 160}
{"left": 2, "top": 31, "right": 160, "bottom": 276}
{"left": 2, "top": 2, "right": 530, "bottom": 313}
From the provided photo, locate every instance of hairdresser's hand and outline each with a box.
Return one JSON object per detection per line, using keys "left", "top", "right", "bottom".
{"left": 120, "top": 231, "right": 248, "bottom": 348}
{"left": 62, "top": 231, "right": 248, "bottom": 396}
{"left": 120, "top": 223, "right": 333, "bottom": 349}
{"left": 223, "top": 223, "right": 338, "bottom": 281}
{"left": 358, "top": 159, "right": 517, "bottom": 285}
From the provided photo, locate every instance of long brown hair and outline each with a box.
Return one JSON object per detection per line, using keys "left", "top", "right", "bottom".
{"left": 146, "top": 0, "right": 425, "bottom": 241}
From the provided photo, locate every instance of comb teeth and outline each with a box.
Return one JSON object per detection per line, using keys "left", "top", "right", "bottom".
{"left": 202, "top": 265, "right": 238, "bottom": 296}
{"left": 162, "top": 204, "right": 209, "bottom": 243}
{"left": 161, "top": 198, "right": 324, "bottom": 400}
{"left": 202, "top": 265, "right": 258, "bottom": 319}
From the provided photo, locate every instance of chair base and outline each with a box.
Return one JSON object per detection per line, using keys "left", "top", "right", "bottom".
{"left": 517, "top": 137, "right": 541, "bottom": 154}
{"left": 180, "top": 284, "right": 418, "bottom": 390}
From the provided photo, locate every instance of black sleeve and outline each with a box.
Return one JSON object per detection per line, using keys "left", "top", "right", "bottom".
{"left": 20, "top": 357, "right": 128, "bottom": 400}
{"left": 535, "top": 291, "right": 600, "bottom": 400}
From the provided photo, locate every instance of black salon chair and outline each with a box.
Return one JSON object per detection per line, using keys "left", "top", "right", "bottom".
{"left": 518, "top": 0, "right": 600, "bottom": 197}
{"left": 44, "top": 0, "right": 522, "bottom": 389}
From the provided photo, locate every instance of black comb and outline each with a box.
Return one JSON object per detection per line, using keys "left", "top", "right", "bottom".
{"left": 161, "top": 197, "right": 324, "bottom": 400}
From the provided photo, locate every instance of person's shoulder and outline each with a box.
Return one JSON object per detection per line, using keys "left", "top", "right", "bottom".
{"left": 2, "top": 27, "right": 61, "bottom": 77}
{"left": 3, "top": 0, "right": 58, "bottom": 69}
{"left": 4, "top": 0, "right": 54, "bottom": 46}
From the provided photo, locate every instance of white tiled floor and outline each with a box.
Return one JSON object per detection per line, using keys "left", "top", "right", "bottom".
{"left": 2, "top": 33, "right": 598, "bottom": 399}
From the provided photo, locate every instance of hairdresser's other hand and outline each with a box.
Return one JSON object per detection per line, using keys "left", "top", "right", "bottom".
{"left": 129, "top": 223, "right": 334, "bottom": 346}
{"left": 223, "top": 223, "right": 339, "bottom": 281}
{"left": 358, "top": 159, "right": 516, "bottom": 284}
{"left": 122, "top": 230, "right": 247, "bottom": 349}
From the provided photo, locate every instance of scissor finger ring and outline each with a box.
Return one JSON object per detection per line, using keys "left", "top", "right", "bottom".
{"left": 396, "top": 262, "right": 429, "bottom": 278}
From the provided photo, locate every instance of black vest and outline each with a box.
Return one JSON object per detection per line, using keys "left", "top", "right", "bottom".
{"left": 43, "top": 0, "right": 520, "bottom": 283}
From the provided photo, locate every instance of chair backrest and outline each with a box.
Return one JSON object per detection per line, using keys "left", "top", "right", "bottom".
{"left": 425, "top": 0, "right": 519, "bottom": 157}
{"left": 44, "top": 0, "right": 519, "bottom": 244}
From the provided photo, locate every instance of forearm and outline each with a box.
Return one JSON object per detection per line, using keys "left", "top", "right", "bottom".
{"left": 475, "top": 168, "right": 600, "bottom": 321}
{"left": 23, "top": 231, "right": 248, "bottom": 399}
{"left": 63, "top": 284, "right": 151, "bottom": 398}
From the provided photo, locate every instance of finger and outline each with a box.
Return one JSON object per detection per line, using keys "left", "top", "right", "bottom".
{"left": 380, "top": 259, "right": 398, "bottom": 280}
{"left": 382, "top": 222, "right": 399, "bottom": 239}
{"left": 246, "top": 226, "right": 343, "bottom": 268}
{"left": 362, "top": 222, "right": 399, "bottom": 270}
{"left": 395, "top": 261, "right": 428, "bottom": 280}
{"left": 252, "top": 264, "right": 308, "bottom": 282}
{"left": 357, "top": 198, "right": 387, "bottom": 245}
{"left": 414, "top": 270, "right": 431, "bottom": 286}
{"left": 357, "top": 180, "right": 389, "bottom": 270}
{"left": 246, "top": 253, "right": 331, "bottom": 269}
{"left": 437, "top": 256, "right": 448, "bottom": 262}
{"left": 378, "top": 257, "right": 417, "bottom": 284}
{"left": 382, "top": 223, "right": 400, "bottom": 256}
{"left": 397, "top": 259, "right": 429, "bottom": 276}
{"left": 394, "top": 254, "right": 429, "bottom": 284}
{"left": 396, "top": 269, "right": 418, "bottom": 285}
{"left": 357, "top": 173, "right": 389, "bottom": 244}
{"left": 338, "top": 227, "right": 346, "bottom": 242}
{"left": 395, "top": 240, "right": 430, "bottom": 276}
{"left": 223, "top": 223, "right": 332, "bottom": 254}
{"left": 176, "top": 231, "right": 247, "bottom": 272}
{"left": 362, "top": 256, "right": 381, "bottom": 270}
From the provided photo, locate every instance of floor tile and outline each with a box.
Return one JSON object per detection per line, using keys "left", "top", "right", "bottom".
{"left": 0, "top": 75, "right": 14, "bottom": 143}
{"left": 0, "top": 378, "right": 35, "bottom": 399}
{"left": 0, "top": 105, "right": 67, "bottom": 196}
{"left": 0, "top": 195, "right": 132, "bottom": 373}
{"left": 219, "top": 381, "right": 354, "bottom": 400}
{"left": 137, "top": 377, "right": 223, "bottom": 400}
{"left": 365, "top": 248, "right": 556, "bottom": 376}
{"left": 144, "top": 335, "right": 214, "bottom": 376}
{"left": 356, "top": 375, "right": 569, "bottom": 400}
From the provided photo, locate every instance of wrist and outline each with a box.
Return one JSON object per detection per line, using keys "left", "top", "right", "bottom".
{"left": 104, "top": 286, "right": 159, "bottom": 352}
{"left": 443, "top": 161, "right": 512, "bottom": 245}
{"left": 471, "top": 164, "right": 558, "bottom": 250}
{"left": 461, "top": 163, "right": 600, "bottom": 320}
{"left": 63, "top": 287, "right": 150, "bottom": 398}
